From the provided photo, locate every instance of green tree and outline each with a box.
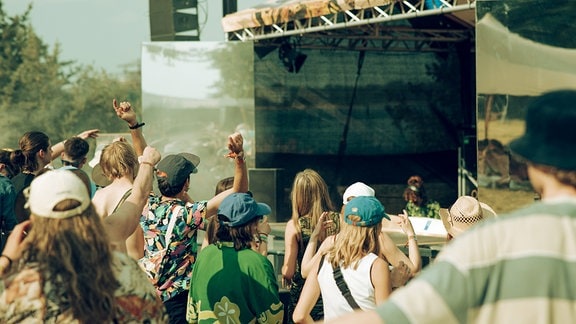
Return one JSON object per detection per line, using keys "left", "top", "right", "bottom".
{"left": 0, "top": 2, "right": 141, "bottom": 149}
{"left": 206, "top": 41, "right": 254, "bottom": 100}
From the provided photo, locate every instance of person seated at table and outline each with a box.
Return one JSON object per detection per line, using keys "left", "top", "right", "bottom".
{"left": 402, "top": 175, "right": 440, "bottom": 219}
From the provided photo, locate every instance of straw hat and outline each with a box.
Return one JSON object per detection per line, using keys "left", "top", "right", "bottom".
{"left": 440, "top": 196, "right": 497, "bottom": 237}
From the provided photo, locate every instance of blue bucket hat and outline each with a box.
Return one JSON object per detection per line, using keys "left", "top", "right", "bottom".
{"left": 218, "top": 193, "right": 271, "bottom": 227}
{"left": 344, "top": 196, "right": 389, "bottom": 227}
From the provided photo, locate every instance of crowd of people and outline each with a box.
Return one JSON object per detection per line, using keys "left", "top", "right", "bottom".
{"left": 0, "top": 89, "right": 575, "bottom": 323}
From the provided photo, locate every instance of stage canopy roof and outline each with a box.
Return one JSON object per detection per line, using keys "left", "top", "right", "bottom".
{"left": 477, "top": 13, "right": 576, "bottom": 96}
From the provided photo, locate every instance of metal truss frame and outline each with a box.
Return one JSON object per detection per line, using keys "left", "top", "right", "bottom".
{"left": 227, "top": 0, "right": 476, "bottom": 52}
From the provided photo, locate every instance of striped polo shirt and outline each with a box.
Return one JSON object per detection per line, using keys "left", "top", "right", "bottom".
{"left": 377, "top": 198, "right": 576, "bottom": 323}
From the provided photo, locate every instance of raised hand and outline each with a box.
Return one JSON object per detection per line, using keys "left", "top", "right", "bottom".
{"left": 225, "top": 132, "right": 244, "bottom": 159}
{"left": 257, "top": 216, "right": 271, "bottom": 235}
{"left": 112, "top": 98, "right": 137, "bottom": 126}
{"left": 312, "top": 211, "right": 334, "bottom": 243}
{"left": 1, "top": 220, "right": 32, "bottom": 265}
{"left": 77, "top": 129, "right": 100, "bottom": 139}
{"left": 397, "top": 209, "right": 416, "bottom": 237}
{"left": 141, "top": 146, "right": 161, "bottom": 166}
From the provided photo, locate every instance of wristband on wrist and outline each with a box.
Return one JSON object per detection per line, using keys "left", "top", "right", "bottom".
{"left": 259, "top": 233, "right": 269, "bottom": 243}
{"left": 139, "top": 161, "right": 155, "bottom": 168}
{"left": 129, "top": 122, "right": 145, "bottom": 130}
{"left": 235, "top": 151, "right": 245, "bottom": 162}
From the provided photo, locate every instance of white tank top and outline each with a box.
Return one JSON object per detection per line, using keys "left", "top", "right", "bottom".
{"left": 317, "top": 253, "right": 379, "bottom": 320}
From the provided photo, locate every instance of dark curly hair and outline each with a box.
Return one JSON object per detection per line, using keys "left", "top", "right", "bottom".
{"left": 402, "top": 175, "right": 428, "bottom": 207}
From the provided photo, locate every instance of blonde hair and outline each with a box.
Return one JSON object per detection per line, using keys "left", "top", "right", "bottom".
{"left": 20, "top": 200, "right": 119, "bottom": 323}
{"left": 99, "top": 141, "right": 138, "bottom": 180}
{"left": 290, "top": 169, "right": 335, "bottom": 241}
{"left": 328, "top": 221, "right": 382, "bottom": 270}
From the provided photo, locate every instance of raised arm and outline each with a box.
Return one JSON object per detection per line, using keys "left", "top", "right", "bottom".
{"left": 399, "top": 210, "right": 421, "bottom": 274}
{"left": 112, "top": 99, "right": 147, "bottom": 155}
{"left": 206, "top": 132, "right": 248, "bottom": 216}
{"left": 301, "top": 212, "right": 332, "bottom": 278}
{"left": 301, "top": 235, "right": 335, "bottom": 279}
{"left": 292, "top": 252, "right": 322, "bottom": 324}
{"left": 50, "top": 129, "right": 100, "bottom": 160}
{"left": 254, "top": 216, "right": 272, "bottom": 256}
{"left": 0, "top": 220, "right": 31, "bottom": 277}
{"left": 103, "top": 146, "right": 160, "bottom": 244}
{"left": 379, "top": 231, "right": 420, "bottom": 280}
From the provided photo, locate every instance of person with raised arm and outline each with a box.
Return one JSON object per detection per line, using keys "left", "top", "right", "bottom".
{"left": 112, "top": 99, "right": 250, "bottom": 324}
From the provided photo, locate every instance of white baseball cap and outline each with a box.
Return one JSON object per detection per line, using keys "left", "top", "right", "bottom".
{"left": 342, "top": 182, "right": 375, "bottom": 205}
{"left": 25, "top": 169, "right": 91, "bottom": 219}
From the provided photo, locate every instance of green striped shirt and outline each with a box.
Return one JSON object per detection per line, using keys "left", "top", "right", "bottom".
{"left": 378, "top": 199, "right": 576, "bottom": 323}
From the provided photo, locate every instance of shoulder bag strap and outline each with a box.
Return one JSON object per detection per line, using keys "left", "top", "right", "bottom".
{"left": 164, "top": 204, "right": 181, "bottom": 249}
{"left": 151, "top": 204, "right": 181, "bottom": 281}
{"left": 332, "top": 263, "right": 361, "bottom": 310}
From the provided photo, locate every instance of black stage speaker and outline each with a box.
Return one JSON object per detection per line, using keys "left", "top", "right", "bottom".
{"left": 149, "top": 0, "right": 200, "bottom": 41}
{"left": 249, "top": 168, "right": 290, "bottom": 223}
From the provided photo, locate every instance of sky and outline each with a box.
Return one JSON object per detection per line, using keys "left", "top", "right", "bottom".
{"left": 2, "top": 0, "right": 262, "bottom": 74}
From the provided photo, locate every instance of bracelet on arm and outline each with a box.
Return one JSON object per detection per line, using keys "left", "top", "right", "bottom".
{"left": 258, "top": 233, "right": 269, "bottom": 243}
{"left": 235, "top": 151, "right": 245, "bottom": 163}
{"left": 404, "top": 235, "right": 417, "bottom": 247}
{"left": 129, "top": 122, "right": 145, "bottom": 130}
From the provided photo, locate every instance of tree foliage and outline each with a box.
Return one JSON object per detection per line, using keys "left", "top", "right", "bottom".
{"left": 0, "top": 2, "right": 141, "bottom": 149}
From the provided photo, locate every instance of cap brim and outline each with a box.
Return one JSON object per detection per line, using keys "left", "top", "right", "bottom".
{"left": 178, "top": 153, "right": 200, "bottom": 174}
{"left": 256, "top": 202, "right": 271, "bottom": 216}
{"left": 91, "top": 164, "right": 112, "bottom": 187}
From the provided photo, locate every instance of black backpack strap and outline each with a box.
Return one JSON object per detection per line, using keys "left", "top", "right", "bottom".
{"left": 332, "top": 263, "right": 361, "bottom": 309}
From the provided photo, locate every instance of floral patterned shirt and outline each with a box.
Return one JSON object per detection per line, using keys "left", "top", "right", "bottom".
{"left": 0, "top": 252, "right": 168, "bottom": 323}
{"left": 141, "top": 195, "right": 207, "bottom": 302}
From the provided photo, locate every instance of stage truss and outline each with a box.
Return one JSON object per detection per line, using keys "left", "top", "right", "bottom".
{"left": 225, "top": 0, "right": 476, "bottom": 53}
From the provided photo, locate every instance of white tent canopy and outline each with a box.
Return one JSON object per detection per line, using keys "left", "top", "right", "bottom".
{"left": 477, "top": 14, "right": 576, "bottom": 96}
